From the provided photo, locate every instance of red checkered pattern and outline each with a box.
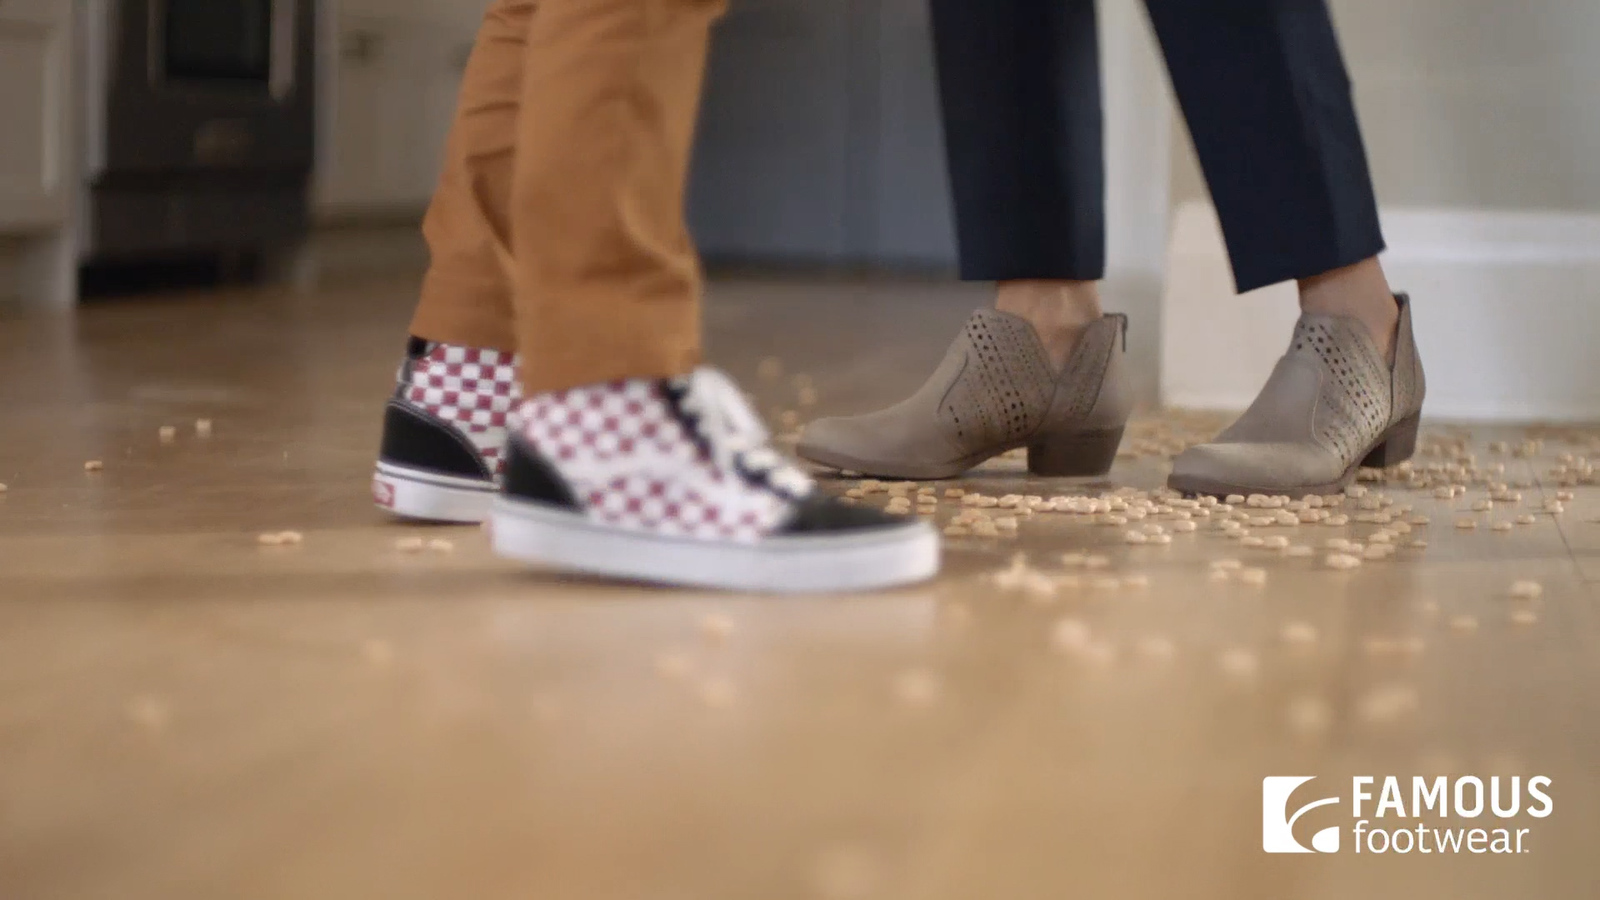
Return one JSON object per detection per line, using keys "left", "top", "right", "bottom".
{"left": 402, "top": 343, "right": 520, "bottom": 475}
{"left": 519, "top": 377, "right": 796, "bottom": 542}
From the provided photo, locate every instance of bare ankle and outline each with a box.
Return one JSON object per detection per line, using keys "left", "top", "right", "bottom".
{"left": 1298, "top": 258, "right": 1399, "bottom": 364}
{"left": 995, "top": 280, "right": 1103, "bottom": 369}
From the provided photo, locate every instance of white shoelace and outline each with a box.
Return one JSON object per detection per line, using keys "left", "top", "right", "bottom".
{"left": 675, "top": 368, "right": 813, "bottom": 500}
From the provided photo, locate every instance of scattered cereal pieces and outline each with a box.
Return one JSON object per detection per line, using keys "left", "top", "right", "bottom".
{"left": 1325, "top": 553, "right": 1362, "bottom": 570}
{"left": 892, "top": 669, "right": 941, "bottom": 708}
{"left": 195, "top": 419, "right": 214, "bottom": 437}
{"left": 700, "top": 614, "right": 736, "bottom": 644}
{"left": 158, "top": 425, "right": 177, "bottom": 443}
{"left": 84, "top": 460, "right": 104, "bottom": 472}
{"left": 395, "top": 536, "right": 425, "bottom": 553}
{"left": 1508, "top": 580, "right": 1544, "bottom": 600}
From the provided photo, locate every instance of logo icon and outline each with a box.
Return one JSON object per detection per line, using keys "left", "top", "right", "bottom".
{"left": 372, "top": 479, "right": 396, "bottom": 509}
{"left": 1263, "top": 776, "right": 1341, "bottom": 853}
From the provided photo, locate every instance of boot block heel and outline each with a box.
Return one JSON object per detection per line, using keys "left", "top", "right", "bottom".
{"left": 1027, "top": 427, "right": 1124, "bottom": 477}
{"left": 1361, "top": 414, "right": 1421, "bottom": 468}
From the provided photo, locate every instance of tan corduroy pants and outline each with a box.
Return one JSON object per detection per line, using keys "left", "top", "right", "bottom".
{"left": 407, "top": 0, "right": 725, "bottom": 393}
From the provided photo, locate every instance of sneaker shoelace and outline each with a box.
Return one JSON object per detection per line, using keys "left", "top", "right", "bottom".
{"left": 671, "top": 368, "right": 813, "bottom": 502}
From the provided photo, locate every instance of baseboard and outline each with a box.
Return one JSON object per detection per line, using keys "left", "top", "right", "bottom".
{"left": 1160, "top": 202, "right": 1600, "bottom": 422}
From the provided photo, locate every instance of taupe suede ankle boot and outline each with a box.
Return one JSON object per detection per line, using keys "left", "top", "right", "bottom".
{"left": 1168, "top": 294, "right": 1425, "bottom": 497}
{"left": 796, "top": 310, "right": 1131, "bottom": 480}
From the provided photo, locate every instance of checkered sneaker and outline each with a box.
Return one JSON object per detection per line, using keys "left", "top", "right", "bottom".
{"left": 518, "top": 369, "right": 814, "bottom": 542}
{"left": 400, "top": 342, "right": 521, "bottom": 475}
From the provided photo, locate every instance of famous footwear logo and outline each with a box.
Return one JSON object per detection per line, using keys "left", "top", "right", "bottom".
{"left": 1263, "top": 775, "right": 1553, "bottom": 855}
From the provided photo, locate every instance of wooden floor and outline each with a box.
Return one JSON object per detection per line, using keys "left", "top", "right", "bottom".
{"left": 1, "top": 275, "right": 1597, "bottom": 899}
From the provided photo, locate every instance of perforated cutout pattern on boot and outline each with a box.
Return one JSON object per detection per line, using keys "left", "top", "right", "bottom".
{"left": 938, "top": 311, "right": 1056, "bottom": 448}
{"left": 1292, "top": 318, "right": 1391, "bottom": 461}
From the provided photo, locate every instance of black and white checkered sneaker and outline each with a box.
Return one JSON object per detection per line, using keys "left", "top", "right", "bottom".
{"left": 372, "top": 338, "right": 519, "bottom": 522}
{"left": 490, "top": 368, "right": 940, "bottom": 592}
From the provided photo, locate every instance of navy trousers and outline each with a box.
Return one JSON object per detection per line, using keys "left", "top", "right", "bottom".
{"left": 930, "top": 0, "right": 1385, "bottom": 293}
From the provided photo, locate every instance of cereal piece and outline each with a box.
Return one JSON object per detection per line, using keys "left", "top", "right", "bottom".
{"left": 944, "top": 488, "right": 965, "bottom": 499}
{"left": 797, "top": 386, "right": 819, "bottom": 407}
{"left": 654, "top": 651, "right": 693, "bottom": 679}
{"left": 125, "top": 695, "right": 170, "bottom": 730}
{"left": 362, "top": 638, "right": 395, "bottom": 666}
{"left": 1135, "top": 635, "right": 1176, "bottom": 662}
{"left": 1084, "top": 555, "right": 1111, "bottom": 569}
{"left": 1357, "top": 684, "right": 1420, "bottom": 724}
{"left": 1225, "top": 494, "right": 1246, "bottom": 505}
{"left": 1509, "top": 609, "right": 1540, "bottom": 626}
{"left": 1239, "top": 567, "right": 1268, "bottom": 585}
{"left": 1557, "top": 490, "right": 1575, "bottom": 502}
{"left": 194, "top": 419, "right": 214, "bottom": 437}
{"left": 698, "top": 679, "right": 737, "bottom": 709}
{"left": 1409, "top": 515, "right": 1430, "bottom": 526}
{"left": 1407, "top": 539, "right": 1429, "bottom": 550}
{"left": 275, "top": 530, "right": 304, "bottom": 545}
{"left": 1515, "top": 514, "right": 1536, "bottom": 526}
{"left": 1281, "top": 621, "right": 1318, "bottom": 647}
{"left": 1172, "top": 520, "right": 1198, "bottom": 533}
{"left": 0, "top": 483, "right": 7, "bottom": 493}
{"left": 1492, "top": 521, "right": 1514, "bottom": 532}
{"left": 1323, "top": 514, "right": 1350, "bottom": 526}
{"left": 993, "top": 516, "right": 1020, "bottom": 531}
{"left": 1219, "top": 648, "right": 1260, "bottom": 680}
{"left": 701, "top": 614, "right": 736, "bottom": 643}
{"left": 892, "top": 669, "right": 941, "bottom": 708}
{"left": 84, "top": 460, "right": 104, "bottom": 472}
{"left": 1362, "top": 544, "right": 1391, "bottom": 561}
{"left": 1508, "top": 580, "right": 1543, "bottom": 600}
{"left": 1545, "top": 500, "right": 1565, "bottom": 514}
{"left": 1147, "top": 533, "right": 1173, "bottom": 545}
{"left": 1262, "top": 536, "right": 1290, "bottom": 550}
{"left": 1287, "top": 697, "right": 1333, "bottom": 736}
{"left": 257, "top": 532, "right": 286, "bottom": 546}
{"left": 395, "top": 536, "right": 425, "bottom": 553}
{"left": 1455, "top": 518, "right": 1477, "bottom": 530}
{"left": 1050, "top": 618, "right": 1092, "bottom": 653}
{"left": 1471, "top": 499, "right": 1493, "bottom": 512}
{"left": 1325, "top": 553, "right": 1362, "bottom": 570}
{"left": 1241, "top": 536, "right": 1265, "bottom": 548}
{"left": 426, "top": 538, "right": 454, "bottom": 552}
{"left": 158, "top": 425, "right": 177, "bottom": 443}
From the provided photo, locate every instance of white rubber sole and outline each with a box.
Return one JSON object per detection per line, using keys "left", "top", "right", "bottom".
{"left": 490, "top": 498, "right": 941, "bottom": 593}
{"left": 372, "top": 461, "right": 496, "bottom": 523}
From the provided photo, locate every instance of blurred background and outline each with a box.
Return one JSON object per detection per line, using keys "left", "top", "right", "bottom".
{"left": 1, "top": 0, "right": 1597, "bottom": 415}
